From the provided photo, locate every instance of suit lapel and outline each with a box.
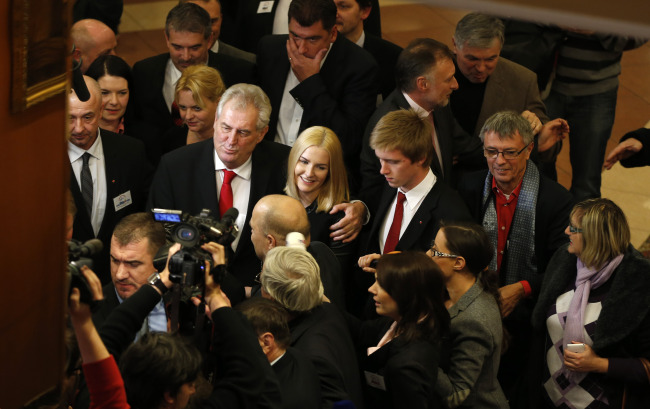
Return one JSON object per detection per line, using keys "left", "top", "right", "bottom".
{"left": 197, "top": 140, "right": 219, "bottom": 214}
{"left": 366, "top": 185, "right": 398, "bottom": 253}
{"left": 432, "top": 108, "right": 453, "bottom": 178}
{"left": 478, "top": 64, "right": 505, "bottom": 135}
{"left": 395, "top": 183, "right": 440, "bottom": 251}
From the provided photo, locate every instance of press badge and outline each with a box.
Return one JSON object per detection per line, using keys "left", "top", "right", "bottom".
{"left": 113, "top": 191, "right": 133, "bottom": 211}
{"left": 364, "top": 371, "right": 386, "bottom": 391}
{"left": 257, "top": 1, "right": 274, "bottom": 13}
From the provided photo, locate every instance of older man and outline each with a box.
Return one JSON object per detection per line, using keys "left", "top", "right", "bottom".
{"left": 457, "top": 111, "right": 571, "bottom": 401}
{"left": 68, "top": 76, "right": 150, "bottom": 284}
{"left": 71, "top": 19, "right": 117, "bottom": 73}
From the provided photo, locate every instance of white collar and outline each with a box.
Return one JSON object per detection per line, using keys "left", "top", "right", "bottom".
{"left": 213, "top": 149, "right": 253, "bottom": 180}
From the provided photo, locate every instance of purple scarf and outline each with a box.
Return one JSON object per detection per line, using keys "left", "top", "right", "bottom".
{"left": 561, "top": 253, "right": 624, "bottom": 381}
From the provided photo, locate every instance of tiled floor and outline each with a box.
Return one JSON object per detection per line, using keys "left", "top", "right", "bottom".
{"left": 117, "top": 0, "right": 650, "bottom": 248}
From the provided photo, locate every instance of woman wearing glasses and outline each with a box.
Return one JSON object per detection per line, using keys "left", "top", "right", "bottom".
{"left": 428, "top": 222, "right": 509, "bottom": 408}
{"left": 531, "top": 198, "right": 650, "bottom": 409}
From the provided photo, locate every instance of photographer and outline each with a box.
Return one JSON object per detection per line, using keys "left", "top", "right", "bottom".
{"left": 70, "top": 242, "right": 273, "bottom": 409}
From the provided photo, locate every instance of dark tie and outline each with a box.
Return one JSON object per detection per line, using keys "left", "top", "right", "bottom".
{"left": 383, "top": 192, "right": 406, "bottom": 254}
{"left": 81, "top": 152, "right": 93, "bottom": 217}
{"left": 171, "top": 101, "right": 183, "bottom": 127}
{"left": 219, "top": 170, "right": 236, "bottom": 217}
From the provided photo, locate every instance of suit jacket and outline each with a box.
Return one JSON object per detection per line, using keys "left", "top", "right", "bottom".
{"left": 130, "top": 51, "right": 255, "bottom": 163}
{"left": 457, "top": 169, "right": 571, "bottom": 299}
{"left": 273, "top": 347, "right": 322, "bottom": 409}
{"left": 257, "top": 34, "right": 378, "bottom": 189}
{"left": 357, "top": 317, "right": 441, "bottom": 409}
{"left": 217, "top": 40, "right": 256, "bottom": 63}
{"left": 359, "top": 90, "right": 483, "bottom": 199}
{"left": 70, "top": 130, "right": 151, "bottom": 284}
{"left": 363, "top": 33, "right": 402, "bottom": 101}
{"left": 435, "top": 281, "right": 509, "bottom": 409}
{"left": 147, "top": 139, "right": 290, "bottom": 295}
{"left": 290, "top": 303, "right": 364, "bottom": 409}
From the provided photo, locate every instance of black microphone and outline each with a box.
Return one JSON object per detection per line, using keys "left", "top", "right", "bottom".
{"left": 221, "top": 207, "right": 239, "bottom": 227}
{"left": 72, "top": 60, "right": 90, "bottom": 102}
{"left": 69, "top": 239, "right": 104, "bottom": 258}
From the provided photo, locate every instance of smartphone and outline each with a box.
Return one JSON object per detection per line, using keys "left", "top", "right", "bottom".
{"left": 566, "top": 343, "right": 586, "bottom": 353}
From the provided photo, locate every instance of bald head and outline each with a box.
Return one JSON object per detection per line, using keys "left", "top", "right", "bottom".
{"left": 249, "top": 195, "right": 311, "bottom": 260}
{"left": 71, "top": 19, "right": 117, "bottom": 73}
{"left": 68, "top": 76, "right": 103, "bottom": 150}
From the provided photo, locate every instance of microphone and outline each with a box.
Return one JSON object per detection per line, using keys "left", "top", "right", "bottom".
{"left": 220, "top": 207, "right": 239, "bottom": 228}
{"left": 286, "top": 232, "right": 307, "bottom": 250}
{"left": 68, "top": 239, "right": 104, "bottom": 258}
{"left": 72, "top": 59, "right": 90, "bottom": 102}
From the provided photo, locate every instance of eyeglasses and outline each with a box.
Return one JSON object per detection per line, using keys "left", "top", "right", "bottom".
{"left": 254, "top": 272, "right": 261, "bottom": 284}
{"left": 568, "top": 225, "right": 583, "bottom": 233}
{"left": 483, "top": 143, "right": 531, "bottom": 160}
{"left": 429, "top": 244, "right": 458, "bottom": 258}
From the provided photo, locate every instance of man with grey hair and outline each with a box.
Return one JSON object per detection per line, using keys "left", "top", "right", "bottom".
{"left": 457, "top": 110, "right": 571, "bottom": 401}
{"left": 68, "top": 76, "right": 150, "bottom": 284}
{"left": 260, "top": 246, "right": 363, "bottom": 409}
{"left": 71, "top": 19, "right": 117, "bottom": 73}
{"left": 130, "top": 2, "right": 254, "bottom": 163}
{"left": 450, "top": 12, "right": 568, "bottom": 178}
{"left": 148, "top": 84, "right": 290, "bottom": 304}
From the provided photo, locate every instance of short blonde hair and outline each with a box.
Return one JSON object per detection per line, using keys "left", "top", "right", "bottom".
{"left": 370, "top": 108, "right": 433, "bottom": 167}
{"left": 571, "top": 198, "right": 630, "bottom": 269}
{"left": 284, "top": 126, "right": 349, "bottom": 212}
{"left": 174, "top": 65, "right": 225, "bottom": 109}
{"left": 261, "top": 246, "right": 324, "bottom": 313}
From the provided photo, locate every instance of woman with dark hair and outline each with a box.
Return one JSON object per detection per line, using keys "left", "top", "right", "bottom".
{"left": 429, "top": 222, "right": 508, "bottom": 408}
{"left": 86, "top": 55, "right": 133, "bottom": 134}
{"left": 532, "top": 198, "right": 650, "bottom": 409}
{"left": 356, "top": 251, "right": 450, "bottom": 409}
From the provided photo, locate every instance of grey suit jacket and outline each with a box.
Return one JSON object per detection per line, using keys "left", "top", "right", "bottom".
{"left": 436, "top": 281, "right": 509, "bottom": 409}
{"left": 474, "top": 57, "right": 549, "bottom": 138}
{"left": 215, "top": 40, "right": 256, "bottom": 63}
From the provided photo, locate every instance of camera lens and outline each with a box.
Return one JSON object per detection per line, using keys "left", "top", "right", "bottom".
{"left": 177, "top": 228, "right": 195, "bottom": 240}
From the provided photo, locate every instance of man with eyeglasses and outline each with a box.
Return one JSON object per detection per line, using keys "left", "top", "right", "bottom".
{"left": 457, "top": 110, "right": 571, "bottom": 404}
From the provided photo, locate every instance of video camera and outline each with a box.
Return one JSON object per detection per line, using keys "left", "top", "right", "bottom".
{"left": 152, "top": 208, "right": 239, "bottom": 288}
{"left": 67, "top": 239, "right": 103, "bottom": 305}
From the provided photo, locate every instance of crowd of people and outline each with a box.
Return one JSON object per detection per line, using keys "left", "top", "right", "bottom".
{"left": 63, "top": 0, "right": 650, "bottom": 409}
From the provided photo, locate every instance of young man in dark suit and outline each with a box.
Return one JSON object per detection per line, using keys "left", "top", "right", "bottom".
{"left": 68, "top": 76, "right": 151, "bottom": 284}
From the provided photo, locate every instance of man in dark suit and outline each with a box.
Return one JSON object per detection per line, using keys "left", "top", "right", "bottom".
{"left": 68, "top": 76, "right": 151, "bottom": 284}
{"left": 360, "top": 38, "right": 483, "bottom": 199}
{"left": 456, "top": 111, "right": 571, "bottom": 403}
{"left": 148, "top": 84, "right": 290, "bottom": 304}
{"left": 334, "top": 0, "right": 402, "bottom": 101}
{"left": 358, "top": 109, "right": 471, "bottom": 272}
{"left": 256, "top": 0, "right": 378, "bottom": 192}
{"left": 130, "top": 2, "right": 254, "bottom": 163}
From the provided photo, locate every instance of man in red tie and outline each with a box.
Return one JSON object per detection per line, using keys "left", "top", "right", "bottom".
{"left": 355, "top": 109, "right": 471, "bottom": 308}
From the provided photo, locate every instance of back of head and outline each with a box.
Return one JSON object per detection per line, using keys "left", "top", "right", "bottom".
{"left": 396, "top": 38, "right": 453, "bottom": 93}
{"left": 237, "top": 297, "right": 292, "bottom": 349}
{"left": 288, "top": 0, "right": 337, "bottom": 31}
{"left": 480, "top": 110, "right": 533, "bottom": 145}
{"left": 175, "top": 65, "right": 226, "bottom": 108}
{"left": 285, "top": 126, "right": 349, "bottom": 212}
{"left": 370, "top": 108, "right": 433, "bottom": 167}
{"left": 119, "top": 332, "right": 202, "bottom": 409}
{"left": 112, "top": 212, "right": 167, "bottom": 257}
{"left": 217, "top": 83, "right": 271, "bottom": 131}
{"left": 257, "top": 195, "right": 312, "bottom": 245}
{"left": 453, "top": 12, "right": 504, "bottom": 49}
{"left": 166, "top": 2, "right": 212, "bottom": 40}
{"left": 376, "top": 252, "right": 449, "bottom": 342}
{"left": 85, "top": 54, "right": 134, "bottom": 92}
{"left": 571, "top": 198, "right": 630, "bottom": 269}
{"left": 261, "top": 246, "right": 324, "bottom": 313}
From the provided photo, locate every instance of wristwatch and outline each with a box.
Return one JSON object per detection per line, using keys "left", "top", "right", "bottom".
{"left": 147, "top": 272, "right": 169, "bottom": 295}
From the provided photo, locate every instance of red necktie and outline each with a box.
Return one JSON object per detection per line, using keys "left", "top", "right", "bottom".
{"left": 383, "top": 192, "right": 406, "bottom": 254}
{"left": 171, "top": 101, "right": 183, "bottom": 127}
{"left": 219, "top": 170, "right": 236, "bottom": 217}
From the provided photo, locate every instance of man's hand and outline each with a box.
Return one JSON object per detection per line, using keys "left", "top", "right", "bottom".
{"left": 81, "top": 265, "right": 104, "bottom": 301}
{"left": 603, "top": 138, "right": 643, "bottom": 169}
{"left": 358, "top": 253, "right": 381, "bottom": 274}
{"left": 521, "top": 110, "right": 543, "bottom": 135}
{"left": 538, "top": 118, "right": 569, "bottom": 152}
{"left": 286, "top": 38, "right": 327, "bottom": 82}
{"left": 201, "top": 242, "right": 226, "bottom": 266}
{"left": 330, "top": 201, "right": 366, "bottom": 243}
{"left": 564, "top": 343, "right": 609, "bottom": 373}
{"left": 498, "top": 282, "right": 525, "bottom": 317}
{"left": 202, "top": 257, "right": 231, "bottom": 312}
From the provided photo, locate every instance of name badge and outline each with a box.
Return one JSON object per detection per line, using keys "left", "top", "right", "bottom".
{"left": 257, "top": 0, "right": 274, "bottom": 13}
{"left": 364, "top": 371, "right": 386, "bottom": 391}
{"left": 113, "top": 191, "right": 133, "bottom": 212}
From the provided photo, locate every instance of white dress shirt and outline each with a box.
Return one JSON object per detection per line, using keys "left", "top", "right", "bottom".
{"left": 378, "top": 169, "right": 437, "bottom": 253}
{"left": 213, "top": 151, "right": 253, "bottom": 251}
{"left": 163, "top": 59, "right": 183, "bottom": 112}
{"left": 68, "top": 130, "right": 107, "bottom": 236}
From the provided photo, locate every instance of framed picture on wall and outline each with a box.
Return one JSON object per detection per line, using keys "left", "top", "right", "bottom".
{"left": 11, "top": 0, "right": 69, "bottom": 113}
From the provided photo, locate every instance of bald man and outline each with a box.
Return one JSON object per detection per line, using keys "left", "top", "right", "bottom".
{"left": 249, "top": 194, "right": 344, "bottom": 306}
{"left": 68, "top": 76, "right": 151, "bottom": 284}
{"left": 71, "top": 19, "right": 118, "bottom": 73}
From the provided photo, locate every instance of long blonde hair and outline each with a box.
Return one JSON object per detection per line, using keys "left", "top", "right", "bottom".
{"left": 284, "top": 126, "right": 349, "bottom": 212}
